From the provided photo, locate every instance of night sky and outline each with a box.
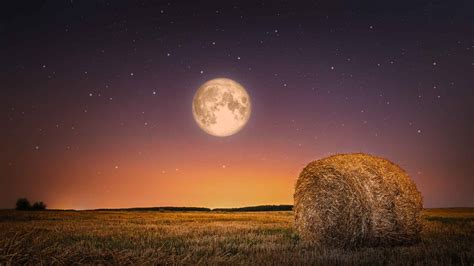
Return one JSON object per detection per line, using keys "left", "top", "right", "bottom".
{"left": 1, "top": 1, "right": 472, "bottom": 209}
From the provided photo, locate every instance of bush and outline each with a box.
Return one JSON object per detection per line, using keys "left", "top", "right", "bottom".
{"left": 15, "top": 198, "right": 31, "bottom": 210}
{"left": 32, "top": 201, "right": 46, "bottom": 210}
{"left": 15, "top": 198, "right": 47, "bottom": 211}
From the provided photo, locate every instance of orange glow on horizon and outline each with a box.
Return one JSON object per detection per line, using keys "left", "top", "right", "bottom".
{"left": 29, "top": 137, "right": 302, "bottom": 210}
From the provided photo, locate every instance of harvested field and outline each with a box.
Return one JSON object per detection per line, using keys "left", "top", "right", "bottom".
{"left": 0, "top": 208, "right": 473, "bottom": 264}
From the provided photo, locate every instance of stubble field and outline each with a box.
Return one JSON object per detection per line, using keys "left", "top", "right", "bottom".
{"left": 0, "top": 208, "right": 473, "bottom": 264}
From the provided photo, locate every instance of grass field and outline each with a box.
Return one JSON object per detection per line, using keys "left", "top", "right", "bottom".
{"left": 0, "top": 208, "right": 473, "bottom": 264}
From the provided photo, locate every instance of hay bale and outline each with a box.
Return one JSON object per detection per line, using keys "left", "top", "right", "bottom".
{"left": 294, "top": 153, "right": 422, "bottom": 248}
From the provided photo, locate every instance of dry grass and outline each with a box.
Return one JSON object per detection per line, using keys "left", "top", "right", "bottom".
{"left": 294, "top": 153, "right": 423, "bottom": 248}
{"left": 0, "top": 209, "right": 473, "bottom": 265}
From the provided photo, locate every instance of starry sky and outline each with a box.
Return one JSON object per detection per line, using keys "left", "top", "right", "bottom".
{"left": 1, "top": 1, "right": 473, "bottom": 209}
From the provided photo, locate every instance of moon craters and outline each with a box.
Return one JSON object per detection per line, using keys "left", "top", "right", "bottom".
{"left": 192, "top": 78, "right": 251, "bottom": 137}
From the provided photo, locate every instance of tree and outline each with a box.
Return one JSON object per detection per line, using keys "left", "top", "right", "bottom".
{"left": 32, "top": 201, "right": 46, "bottom": 210}
{"left": 16, "top": 198, "right": 31, "bottom": 210}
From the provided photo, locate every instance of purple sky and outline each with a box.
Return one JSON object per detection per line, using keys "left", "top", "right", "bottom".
{"left": 1, "top": 1, "right": 473, "bottom": 209}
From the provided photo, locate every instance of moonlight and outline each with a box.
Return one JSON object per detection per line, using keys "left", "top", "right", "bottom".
{"left": 192, "top": 78, "right": 251, "bottom": 137}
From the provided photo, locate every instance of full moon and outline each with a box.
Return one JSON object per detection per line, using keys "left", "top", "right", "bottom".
{"left": 192, "top": 78, "right": 251, "bottom": 137}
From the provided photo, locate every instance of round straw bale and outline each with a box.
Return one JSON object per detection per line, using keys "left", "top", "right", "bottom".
{"left": 294, "top": 153, "right": 422, "bottom": 247}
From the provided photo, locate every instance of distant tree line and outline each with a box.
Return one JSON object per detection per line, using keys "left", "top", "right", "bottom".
{"left": 213, "top": 205, "right": 293, "bottom": 212}
{"left": 94, "top": 207, "right": 211, "bottom": 212}
{"left": 15, "top": 198, "right": 47, "bottom": 211}
{"left": 93, "top": 205, "right": 293, "bottom": 212}
{"left": 12, "top": 202, "right": 292, "bottom": 212}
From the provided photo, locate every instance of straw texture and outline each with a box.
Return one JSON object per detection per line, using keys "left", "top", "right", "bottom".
{"left": 294, "top": 153, "right": 422, "bottom": 247}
